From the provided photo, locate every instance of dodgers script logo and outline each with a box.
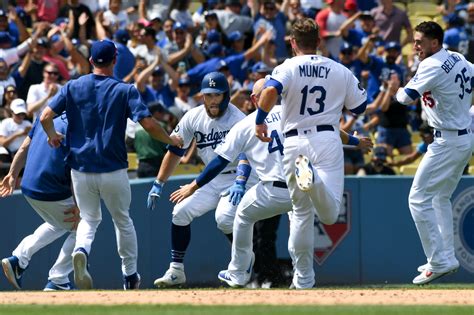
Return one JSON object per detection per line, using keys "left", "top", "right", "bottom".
{"left": 194, "top": 128, "right": 229, "bottom": 149}
{"left": 453, "top": 186, "right": 474, "bottom": 273}
{"left": 314, "top": 191, "right": 350, "bottom": 265}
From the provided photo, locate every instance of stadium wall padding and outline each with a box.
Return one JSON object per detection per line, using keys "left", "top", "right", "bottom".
{"left": 0, "top": 175, "right": 473, "bottom": 290}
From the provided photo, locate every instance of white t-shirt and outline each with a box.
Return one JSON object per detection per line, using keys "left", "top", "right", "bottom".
{"left": 215, "top": 106, "right": 285, "bottom": 182}
{"left": 26, "top": 82, "right": 62, "bottom": 121}
{"left": 171, "top": 103, "right": 244, "bottom": 172}
{"left": 103, "top": 10, "right": 130, "bottom": 30}
{"left": 403, "top": 49, "right": 472, "bottom": 130}
{"left": 269, "top": 54, "right": 367, "bottom": 133}
{"left": 0, "top": 118, "right": 32, "bottom": 153}
{"left": 131, "top": 45, "right": 159, "bottom": 66}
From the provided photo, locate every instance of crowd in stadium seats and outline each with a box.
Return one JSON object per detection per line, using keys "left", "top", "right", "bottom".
{"left": 0, "top": 0, "right": 473, "bottom": 182}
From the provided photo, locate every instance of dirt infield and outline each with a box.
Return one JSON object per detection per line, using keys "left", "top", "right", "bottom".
{"left": 0, "top": 289, "right": 473, "bottom": 306}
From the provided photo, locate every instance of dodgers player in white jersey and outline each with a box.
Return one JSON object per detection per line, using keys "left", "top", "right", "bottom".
{"left": 1, "top": 114, "right": 78, "bottom": 291}
{"left": 255, "top": 18, "right": 367, "bottom": 288}
{"left": 171, "top": 79, "right": 372, "bottom": 288}
{"left": 395, "top": 21, "right": 473, "bottom": 285}
{"left": 147, "top": 72, "right": 257, "bottom": 287}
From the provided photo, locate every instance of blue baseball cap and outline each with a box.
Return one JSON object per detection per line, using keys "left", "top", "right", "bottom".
{"left": 207, "top": 29, "right": 220, "bottom": 43}
{"left": 205, "top": 42, "right": 223, "bottom": 57}
{"left": 251, "top": 62, "right": 272, "bottom": 73}
{"left": 173, "top": 22, "right": 187, "bottom": 31}
{"left": 228, "top": 30, "right": 243, "bottom": 42}
{"left": 114, "top": 29, "right": 130, "bottom": 45}
{"left": 178, "top": 77, "right": 191, "bottom": 86}
{"left": 0, "top": 32, "right": 13, "bottom": 45}
{"left": 340, "top": 42, "right": 353, "bottom": 54}
{"left": 384, "top": 41, "right": 401, "bottom": 52}
{"left": 91, "top": 40, "right": 117, "bottom": 65}
{"left": 444, "top": 13, "right": 464, "bottom": 26}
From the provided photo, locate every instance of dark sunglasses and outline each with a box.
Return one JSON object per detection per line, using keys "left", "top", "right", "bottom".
{"left": 45, "top": 70, "right": 59, "bottom": 76}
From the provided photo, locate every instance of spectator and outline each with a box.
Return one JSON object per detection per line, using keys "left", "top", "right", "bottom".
{"left": 134, "top": 102, "right": 170, "bottom": 178}
{"left": 284, "top": 0, "right": 307, "bottom": 24}
{"left": 340, "top": 109, "right": 368, "bottom": 175}
{"left": 0, "top": 84, "right": 17, "bottom": 119}
{"left": 375, "top": 71, "right": 413, "bottom": 157}
{"left": 32, "top": 0, "right": 61, "bottom": 23}
{"left": 170, "top": 76, "right": 198, "bottom": 116}
{"left": 390, "top": 123, "right": 434, "bottom": 168}
{"left": 103, "top": 0, "right": 130, "bottom": 30}
{"left": 443, "top": 13, "right": 468, "bottom": 55}
{"left": 139, "top": 0, "right": 172, "bottom": 22}
{"left": 370, "top": 0, "right": 413, "bottom": 46}
{"left": 214, "top": 0, "right": 254, "bottom": 36}
{"left": 338, "top": 43, "right": 363, "bottom": 80}
{"left": 113, "top": 30, "right": 135, "bottom": 80}
{"left": 162, "top": 22, "right": 205, "bottom": 68}
{"left": 169, "top": 0, "right": 194, "bottom": 32}
{"left": 16, "top": 36, "right": 48, "bottom": 100}
{"left": 58, "top": 0, "right": 95, "bottom": 39}
{"left": 254, "top": 1, "right": 288, "bottom": 59}
{"left": 339, "top": 10, "right": 379, "bottom": 50}
{"left": 0, "top": 8, "right": 29, "bottom": 46}
{"left": 315, "top": 0, "right": 347, "bottom": 58}
{"left": 0, "top": 98, "right": 32, "bottom": 158}
{"left": 357, "top": 146, "right": 396, "bottom": 175}
{"left": 135, "top": 51, "right": 178, "bottom": 108}
{"left": 131, "top": 26, "right": 158, "bottom": 65}
{"left": 465, "top": 3, "right": 474, "bottom": 62}
{"left": 26, "top": 63, "right": 61, "bottom": 121}
{"left": 157, "top": 18, "right": 174, "bottom": 48}
{"left": 300, "top": 0, "right": 323, "bottom": 18}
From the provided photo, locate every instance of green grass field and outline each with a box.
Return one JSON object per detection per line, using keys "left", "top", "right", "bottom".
{"left": 0, "top": 305, "right": 473, "bottom": 315}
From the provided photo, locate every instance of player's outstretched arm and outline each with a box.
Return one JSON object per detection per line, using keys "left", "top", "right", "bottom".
{"left": 169, "top": 155, "right": 230, "bottom": 204}
{"left": 339, "top": 130, "right": 373, "bottom": 152}
{"left": 0, "top": 136, "right": 31, "bottom": 197}
{"left": 139, "top": 116, "right": 183, "bottom": 147}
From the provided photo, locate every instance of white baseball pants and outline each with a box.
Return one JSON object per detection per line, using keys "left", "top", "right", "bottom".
{"left": 13, "top": 196, "right": 76, "bottom": 285}
{"left": 71, "top": 168, "right": 138, "bottom": 276}
{"left": 409, "top": 130, "right": 472, "bottom": 272}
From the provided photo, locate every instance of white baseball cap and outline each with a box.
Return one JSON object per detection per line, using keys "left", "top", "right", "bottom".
{"left": 10, "top": 98, "right": 27, "bottom": 115}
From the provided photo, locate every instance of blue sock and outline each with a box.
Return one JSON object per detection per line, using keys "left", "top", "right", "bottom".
{"left": 171, "top": 223, "right": 190, "bottom": 263}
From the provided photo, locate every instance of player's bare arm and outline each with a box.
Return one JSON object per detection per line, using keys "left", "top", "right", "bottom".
{"left": 139, "top": 116, "right": 184, "bottom": 148}
{"left": 0, "top": 136, "right": 32, "bottom": 197}
{"left": 40, "top": 106, "right": 64, "bottom": 148}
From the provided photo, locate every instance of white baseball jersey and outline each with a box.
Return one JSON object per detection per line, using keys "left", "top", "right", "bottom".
{"left": 269, "top": 55, "right": 366, "bottom": 133}
{"left": 171, "top": 103, "right": 245, "bottom": 173}
{"left": 403, "top": 49, "right": 472, "bottom": 130}
{"left": 215, "top": 106, "right": 285, "bottom": 182}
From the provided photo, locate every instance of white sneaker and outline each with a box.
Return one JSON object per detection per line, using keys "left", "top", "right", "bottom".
{"left": 72, "top": 249, "right": 93, "bottom": 290}
{"left": 295, "top": 155, "right": 314, "bottom": 192}
{"left": 154, "top": 265, "right": 186, "bottom": 287}
{"left": 417, "top": 263, "right": 429, "bottom": 273}
{"left": 412, "top": 267, "right": 459, "bottom": 285}
{"left": 218, "top": 270, "right": 243, "bottom": 288}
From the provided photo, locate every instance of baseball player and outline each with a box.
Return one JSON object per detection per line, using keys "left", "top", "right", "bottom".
{"left": 147, "top": 71, "right": 258, "bottom": 288}
{"left": 1, "top": 114, "right": 79, "bottom": 291}
{"left": 255, "top": 18, "right": 367, "bottom": 288}
{"left": 395, "top": 21, "right": 473, "bottom": 285}
{"left": 171, "top": 78, "right": 372, "bottom": 288}
{"left": 40, "top": 40, "right": 182, "bottom": 290}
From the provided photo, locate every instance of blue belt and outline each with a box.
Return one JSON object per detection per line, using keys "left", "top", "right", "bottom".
{"left": 434, "top": 129, "right": 468, "bottom": 137}
{"left": 272, "top": 181, "right": 288, "bottom": 189}
{"left": 284, "top": 125, "right": 334, "bottom": 138}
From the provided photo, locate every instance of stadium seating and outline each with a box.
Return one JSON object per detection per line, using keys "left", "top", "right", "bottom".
{"left": 400, "top": 164, "right": 418, "bottom": 175}
{"left": 128, "top": 153, "right": 138, "bottom": 171}
{"left": 407, "top": 2, "right": 439, "bottom": 17}
{"left": 174, "top": 164, "right": 204, "bottom": 175}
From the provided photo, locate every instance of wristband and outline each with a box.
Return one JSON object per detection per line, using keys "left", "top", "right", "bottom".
{"left": 347, "top": 135, "right": 360, "bottom": 146}
{"left": 154, "top": 179, "right": 165, "bottom": 186}
{"left": 255, "top": 107, "right": 269, "bottom": 125}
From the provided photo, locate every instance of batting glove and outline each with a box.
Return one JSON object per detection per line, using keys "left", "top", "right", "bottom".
{"left": 222, "top": 183, "right": 245, "bottom": 206}
{"left": 147, "top": 180, "right": 163, "bottom": 210}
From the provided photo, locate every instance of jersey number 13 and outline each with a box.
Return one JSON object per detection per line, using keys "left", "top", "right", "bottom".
{"left": 300, "top": 85, "right": 326, "bottom": 115}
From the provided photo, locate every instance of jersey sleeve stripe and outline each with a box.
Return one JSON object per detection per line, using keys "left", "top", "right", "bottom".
{"left": 264, "top": 78, "right": 283, "bottom": 95}
{"left": 350, "top": 101, "right": 367, "bottom": 115}
{"left": 404, "top": 88, "right": 421, "bottom": 101}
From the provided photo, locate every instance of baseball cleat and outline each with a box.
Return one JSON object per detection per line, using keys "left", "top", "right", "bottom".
{"left": 154, "top": 264, "right": 186, "bottom": 288}
{"left": 2, "top": 256, "right": 25, "bottom": 290}
{"left": 417, "top": 263, "right": 429, "bottom": 273}
{"left": 73, "top": 248, "right": 93, "bottom": 290}
{"left": 412, "top": 267, "right": 459, "bottom": 285}
{"left": 123, "top": 272, "right": 141, "bottom": 290}
{"left": 295, "top": 155, "right": 314, "bottom": 192}
{"left": 43, "top": 281, "right": 74, "bottom": 291}
{"left": 218, "top": 270, "right": 244, "bottom": 288}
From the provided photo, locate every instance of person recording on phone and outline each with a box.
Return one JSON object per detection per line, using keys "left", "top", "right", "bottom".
{"left": 357, "top": 146, "right": 395, "bottom": 176}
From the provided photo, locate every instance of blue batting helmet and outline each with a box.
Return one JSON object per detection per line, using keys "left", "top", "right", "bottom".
{"left": 201, "top": 72, "right": 230, "bottom": 112}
